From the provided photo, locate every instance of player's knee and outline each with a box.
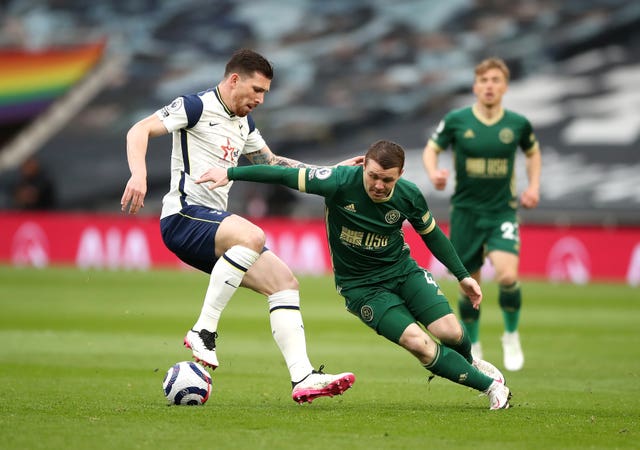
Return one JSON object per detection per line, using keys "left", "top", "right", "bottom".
{"left": 443, "top": 327, "right": 464, "bottom": 346}
{"left": 399, "top": 329, "right": 435, "bottom": 360}
{"left": 235, "top": 225, "right": 266, "bottom": 253}
{"left": 495, "top": 270, "right": 518, "bottom": 286}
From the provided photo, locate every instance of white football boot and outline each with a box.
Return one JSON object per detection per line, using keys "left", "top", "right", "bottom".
{"left": 473, "top": 358, "right": 505, "bottom": 385}
{"left": 184, "top": 329, "right": 219, "bottom": 369}
{"left": 501, "top": 331, "right": 524, "bottom": 371}
{"left": 484, "top": 379, "right": 512, "bottom": 410}
{"left": 292, "top": 365, "right": 356, "bottom": 404}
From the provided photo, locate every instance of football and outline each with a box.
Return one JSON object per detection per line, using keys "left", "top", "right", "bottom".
{"left": 162, "top": 361, "right": 212, "bottom": 406}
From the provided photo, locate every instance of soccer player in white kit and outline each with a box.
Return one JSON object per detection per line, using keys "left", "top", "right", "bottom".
{"left": 121, "top": 49, "right": 356, "bottom": 403}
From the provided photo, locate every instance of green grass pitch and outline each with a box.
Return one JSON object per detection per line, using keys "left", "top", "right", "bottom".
{"left": 0, "top": 266, "right": 638, "bottom": 449}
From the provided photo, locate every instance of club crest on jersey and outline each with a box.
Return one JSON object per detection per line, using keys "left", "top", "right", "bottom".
{"left": 385, "top": 210, "right": 401, "bottom": 224}
{"left": 168, "top": 98, "right": 183, "bottom": 113}
{"left": 499, "top": 128, "right": 514, "bottom": 144}
{"left": 360, "top": 305, "right": 374, "bottom": 322}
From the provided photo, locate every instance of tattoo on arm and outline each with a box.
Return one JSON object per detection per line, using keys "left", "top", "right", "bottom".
{"left": 272, "top": 155, "right": 320, "bottom": 169}
{"left": 246, "top": 151, "right": 320, "bottom": 168}
{"left": 247, "top": 151, "right": 273, "bottom": 165}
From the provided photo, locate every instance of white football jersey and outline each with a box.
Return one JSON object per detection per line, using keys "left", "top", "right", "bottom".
{"left": 156, "top": 87, "right": 266, "bottom": 219}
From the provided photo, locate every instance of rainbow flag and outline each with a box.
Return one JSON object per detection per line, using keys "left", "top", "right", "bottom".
{"left": 0, "top": 41, "right": 106, "bottom": 125}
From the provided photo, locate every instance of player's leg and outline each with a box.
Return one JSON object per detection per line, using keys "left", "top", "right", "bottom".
{"left": 241, "top": 251, "right": 354, "bottom": 403}
{"left": 161, "top": 207, "right": 263, "bottom": 368}
{"left": 401, "top": 268, "right": 505, "bottom": 384}
{"left": 192, "top": 214, "right": 264, "bottom": 330}
{"left": 489, "top": 249, "right": 524, "bottom": 371}
{"left": 399, "top": 267, "right": 472, "bottom": 363}
{"left": 449, "top": 208, "right": 485, "bottom": 360}
{"left": 241, "top": 251, "right": 314, "bottom": 382}
{"left": 386, "top": 310, "right": 510, "bottom": 410}
{"left": 345, "top": 285, "right": 509, "bottom": 409}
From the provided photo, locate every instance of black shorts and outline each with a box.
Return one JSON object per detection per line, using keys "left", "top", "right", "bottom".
{"left": 160, "top": 205, "right": 232, "bottom": 273}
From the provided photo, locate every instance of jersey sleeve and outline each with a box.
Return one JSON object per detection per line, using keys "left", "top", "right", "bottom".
{"left": 406, "top": 184, "right": 469, "bottom": 280}
{"left": 156, "top": 95, "right": 203, "bottom": 132}
{"left": 520, "top": 118, "right": 539, "bottom": 154}
{"left": 243, "top": 114, "right": 267, "bottom": 154}
{"left": 429, "top": 112, "right": 455, "bottom": 151}
{"left": 227, "top": 165, "right": 339, "bottom": 198}
{"left": 406, "top": 187, "right": 437, "bottom": 235}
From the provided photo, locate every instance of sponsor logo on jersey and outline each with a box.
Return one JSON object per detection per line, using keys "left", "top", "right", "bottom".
{"left": 343, "top": 203, "right": 356, "bottom": 212}
{"left": 499, "top": 128, "right": 515, "bottom": 144}
{"left": 220, "top": 137, "right": 239, "bottom": 162}
{"left": 464, "top": 129, "right": 475, "bottom": 139}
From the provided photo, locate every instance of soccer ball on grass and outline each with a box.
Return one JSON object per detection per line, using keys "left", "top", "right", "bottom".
{"left": 162, "top": 361, "right": 212, "bottom": 405}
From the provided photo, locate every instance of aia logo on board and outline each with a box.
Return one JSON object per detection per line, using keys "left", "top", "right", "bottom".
{"left": 11, "top": 222, "right": 49, "bottom": 268}
{"left": 546, "top": 237, "right": 591, "bottom": 284}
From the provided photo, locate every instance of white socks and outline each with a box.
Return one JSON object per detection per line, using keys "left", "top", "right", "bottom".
{"left": 268, "top": 289, "right": 314, "bottom": 382}
{"left": 193, "top": 245, "right": 260, "bottom": 332}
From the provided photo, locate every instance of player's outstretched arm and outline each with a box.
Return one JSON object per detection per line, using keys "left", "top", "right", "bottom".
{"left": 245, "top": 145, "right": 363, "bottom": 168}
{"left": 121, "top": 114, "right": 168, "bottom": 214}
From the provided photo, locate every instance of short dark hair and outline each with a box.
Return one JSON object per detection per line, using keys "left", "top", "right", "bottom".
{"left": 224, "top": 48, "right": 274, "bottom": 80}
{"left": 365, "top": 140, "right": 405, "bottom": 170}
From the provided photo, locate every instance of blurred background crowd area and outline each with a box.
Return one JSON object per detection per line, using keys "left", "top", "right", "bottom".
{"left": 0, "top": 0, "right": 639, "bottom": 225}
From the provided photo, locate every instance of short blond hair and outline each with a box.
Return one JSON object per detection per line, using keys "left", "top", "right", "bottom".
{"left": 475, "top": 57, "right": 510, "bottom": 82}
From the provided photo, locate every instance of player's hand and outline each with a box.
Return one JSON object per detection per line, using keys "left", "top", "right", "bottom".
{"left": 520, "top": 186, "right": 539, "bottom": 209}
{"left": 195, "top": 167, "right": 229, "bottom": 190}
{"left": 459, "top": 277, "right": 482, "bottom": 309}
{"left": 335, "top": 155, "right": 364, "bottom": 167}
{"left": 430, "top": 168, "right": 449, "bottom": 190}
{"left": 121, "top": 175, "right": 147, "bottom": 214}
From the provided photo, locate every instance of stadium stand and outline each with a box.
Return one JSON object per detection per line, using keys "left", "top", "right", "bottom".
{"left": 0, "top": 0, "right": 639, "bottom": 225}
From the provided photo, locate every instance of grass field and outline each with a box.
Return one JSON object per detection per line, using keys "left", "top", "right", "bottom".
{"left": 0, "top": 266, "right": 638, "bottom": 450}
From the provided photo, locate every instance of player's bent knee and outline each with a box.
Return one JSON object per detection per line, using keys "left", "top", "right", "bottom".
{"left": 495, "top": 271, "right": 518, "bottom": 286}
{"left": 219, "top": 216, "right": 266, "bottom": 252}
{"left": 399, "top": 328, "right": 435, "bottom": 360}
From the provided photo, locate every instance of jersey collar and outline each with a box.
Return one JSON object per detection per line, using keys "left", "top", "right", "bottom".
{"left": 214, "top": 86, "right": 236, "bottom": 118}
{"left": 472, "top": 103, "right": 504, "bottom": 126}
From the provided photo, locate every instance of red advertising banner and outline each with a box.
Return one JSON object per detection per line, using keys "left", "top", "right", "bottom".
{"left": 1, "top": 212, "right": 639, "bottom": 285}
